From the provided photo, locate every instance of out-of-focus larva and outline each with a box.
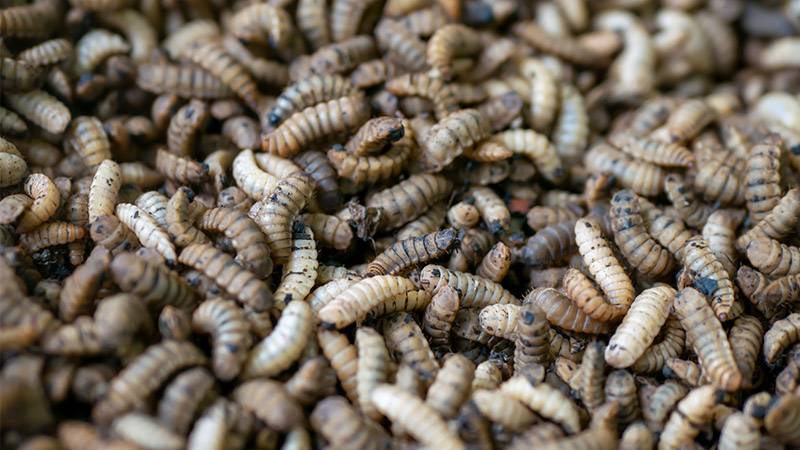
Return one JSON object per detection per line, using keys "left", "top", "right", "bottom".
{"left": 301, "top": 213, "right": 352, "bottom": 251}
{"left": 0, "top": 193, "right": 32, "bottom": 226}
{"left": 19, "top": 222, "right": 85, "bottom": 253}
{"left": 220, "top": 36, "right": 290, "bottom": 88}
{"left": 294, "top": 150, "right": 342, "bottom": 213}
{"left": 73, "top": 29, "right": 129, "bottom": 74}
{"left": 425, "top": 354, "right": 474, "bottom": 419}
{"left": 422, "top": 285, "right": 459, "bottom": 351}
{"left": 761, "top": 272, "right": 800, "bottom": 308}
{"left": 737, "top": 189, "right": 800, "bottom": 251}
{"left": 673, "top": 287, "right": 742, "bottom": 391}
{"left": 166, "top": 100, "right": 208, "bottom": 157}
{"left": 367, "top": 228, "right": 458, "bottom": 276}
{"left": 394, "top": 202, "right": 446, "bottom": 241}
{"left": 702, "top": 210, "right": 742, "bottom": 279}
{"left": 229, "top": 2, "right": 293, "bottom": 49}
{"left": 691, "top": 151, "right": 746, "bottom": 207}
{"left": 119, "top": 163, "right": 162, "bottom": 189}
{"left": 95, "top": 9, "right": 156, "bottom": 63}
{"left": 296, "top": 0, "right": 330, "bottom": 50}
{"left": 318, "top": 275, "right": 416, "bottom": 329}
{"left": 420, "top": 265, "right": 520, "bottom": 308}
{"left": 87, "top": 160, "right": 121, "bottom": 224}
{"left": 464, "top": 187, "right": 508, "bottom": 234}
{"left": 110, "top": 413, "right": 185, "bottom": 450}
{"left": 606, "top": 285, "right": 675, "bottom": 369}
{"left": 350, "top": 58, "right": 404, "bottom": 89}
{"left": 680, "top": 236, "right": 736, "bottom": 321}
{"left": 526, "top": 205, "right": 582, "bottom": 232}
{"left": 610, "top": 190, "right": 675, "bottom": 278}
{"left": 585, "top": 143, "right": 666, "bottom": 196}
{"left": 198, "top": 207, "right": 271, "bottom": 278}
{"left": 513, "top": 21, "right": 607, "bottom": 68}
{"left": 232, "top": 149, "right": 279, "bottom": 201}
{"left": 519, "top": 58, "right": 558, "bottom": 133}
{"left": 501, "top": 375, "right": 581, "bottom": 434}
{"left": 641, "top": 381, "right": 688, "bottom": 432}
{"left": 652, "top": 99, "right": 715, "bottom": 144}
{"left": 763, "top": 393, "right": 800, "bottom": 447}
{"left": 374, "top": 19, "right": 428, "bottom": 72}
{"left": 243, "top": 300, "right": 312, "bottom": 378}
{"left": 192, "top": 298, "right": 251, "bottom": 381}
{"left": 764, "top": 313, "right": 800, "bottom": 364}
{"left": 17, "top": 38, "right": 72, "bottom": 66}
{"left": 248, "top": 173, "right": 314, "bottom": 264}
{"left": 156, "top": 367, "right": 215, "bottom": 435}
{"left": 366, "top": 174, "right": 452, "bottom": 231}
{"left": 552, "top": 84, "right": 589, "bottom": 165}
{"left": 578, "top": 341, "right": 607, "bottom": 411}
{"left": 659, "top": 385, "right": 719, "bottom": 450}
{"left": 232, "top": 380, "right": 303, "bottom": 432}
{"left": 0, "top": 139, "right": 28, "bottom": 189}
{"left": 216, "top": 187, "right": 253, "bottom": 213}
{"left": 115, "top": 203, "right": 176, "bottom": 264}
{"left": 385, "top": 73, "right": 458, "bottom": 120}
{"left": 465, "top": 140, "right": 513, "bottom": 163}
{"left": 0, "top": 57, "right": 42, "bottom": 93}
{"left": 354, "top": 326, "right": 389, "bottom": 420}
{"left": 561, "top": 268, "right": 621, "bottom": 323}
{"left": 89, "top": 215, "right": 140, "bottom": 255}
{"left": 719, "top": 411, "right": 761, "bottom": 450}
{"left": 746, "top": 237, "right": 800, "bottom": 278}
{"left": 514, "top": 302, "right": 551, "bottom": 368}
{"left": 268, "top": 74, "right": 357, "bottom": 126}
{"left": 472, "top": 389, "right": 538, "bottom": 432}
{"left": 166, "top": 187, "right": 209, "bottom": 247}
{"left": 292, "top": 35, "right": 376, "bottom": 79}
{"left": 491, "top": 129, "right": 565, "bottom": 184}
{"left": 110, "top": 251, "right": 195, "bottom": 310}
{"left": 605, "top": 369, "right": 640, "bottom": 425}
{"left": 476, "top": 242, "right": 511, "bottom": 283}
{"left": 311, "top": 396, "right": 388, "bottom": 449}
{"left": 17, "top": 174, "right": 60, "bottom": 233}
{"left": 426, "top": 24, "right": 481, "bottom": 80}
{"left": 0, "top": 106, "right": 27, "bottom": 135}
{"left": 0, "top": 0, "right": 62, "bottom": 39}
{"left": 182, "top": 40, "right": 261, "bottom": 111}
{"left": 6, "top": 90, "right": 70, "bottom": 135}
{"left": 317, "top": 328, "right": 359, "bottom": 403}
{"left": 262, "top": 94, "right": 369, "bottom": 158}
{"left": 727, "top": 315, "right": 763, "bottom": 388}
{"left": 575, "top": 216, "right": 634, "bottom": 311}
{"left": 66, "top": 116, "right": 111, "bottom": 168}
{"left": 745, "top": 137, "right": 783, "bottom": 222}
{"left": 158, "top": 305, "right": 191, "bottom": 341}
{"left": 611, "top": 134, "right": 694, "bottom": 168}
{"left": 447, "top": 202, "right": 480, "bottom": 230}
{"left": 285, "top": 355, "right": 337, "bottom": 405}
{"left": 92, "top": 340, "right": 206, "bottom": 423}
{"left": 525, "top": 287, "right": 614, "bottom": 334}
{"left": 384, "top": 312, "right": 439, "bottom": 382}
{"left": 663, "top": 174, "right": 715, "bottom": 229}
{"left": 58, "top": 246, "right": 110, "bottom": 321}
{"left": 419, "top": 109, "right": 491, "bottom": 171}
{"left": 220, "top": 116, "right": 259, "bottom": 150}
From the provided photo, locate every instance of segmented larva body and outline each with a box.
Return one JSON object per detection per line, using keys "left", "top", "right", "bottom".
{"left": 654, "top": 99, "right": 716, "bottom": 144}
{"left": 135, "top": 191, "right": 168, "bottom": 228}
{"left": 659, "top": 386, "right": 718, "bottom": 450}
{"left": 88, "top": 159, "right": 121, "bottom": 223}
{"left": 575, "top": 216, "right": 635, "bottom": 311}
{"left": 157, "top": 367, "right": 215, "bottom": 435}
{"left": 110, "top": 251, "right": 195, "bottom": 310}
{"left": 727, "top": 315, "right": 763, "bottom": 387}
{"left": 344, "top": 116, "right": 404, "bottom": 156}
{"left": 0, "top": 106, "right": 27, "bottom": 135}
{"left": 311, "top": 396, "right": 384, "bottom": 450}
{"left": 328, "top": 138, "right": 411, "bottom": 189}
{"left": 692, "top": 152, "right": 746, "bottom": 206}
{"left": 73, "top": 29, "right": 129, "bottom": 74}
{"left": 562, "top": 268, "right": 624, "bottom": 322}
{"left": 95, "top": 9, "right": 156, "bottom": 63}
{"left": 519, "top": 219, "right": 577, "bottom": 267}
{"left": 491, "top": 129, "right": 565, "bottom": 184}
{"left": 0, "top": 57, "right": 42, "bottom": 93}
{"left": 367, "top": 228, "right": 458, "bottom": 276}
{"left": 0, "top": 0, "right": 62, "bottom": 39}
{"left": 420, "top": 264, "right": 520, "bottom": 308}
{"left": 763, "top": 393, "right": 800, "bottom": 446}
{"left": 630, "top": 317, "right": 685, "bottom": 373}
{"left": 744, "top": 137, "right": 783, "bottom": 222}
{"left": 19, "top": 222, "right": 85, "bottom": 253}
{"left": 737, "top": 189, "right": 800, "bottom": 251}
{"left": 16, "top": 38, "right": 72, "bottom": 66}
{"left": 67, "top": 116, "right": 111, "bottom": 168}
{"left": 746, "top": 237, "right": 800, "bottom": 278}
{"left": 243, "top": 299, "right": 313, "bottom": 379}
{"left": 366, "top": 174, "right": 452, "bottom": 231}
{"left": 514, "top": 302, "right": 551, "bottom": 368}
{"left": 518, "top": 58, "right": 558, "bottom": 133}
{"left": 166, "top": 187, "right": 209, "bottom": 247}
{"left": 718, "top": 411, "right": 761, "bottom": 450}
{"left": 702, "top": 210, "right": 741, "bottom": 278}
{"left": 296, "top": 0, "right": 331, "bottom": 50}
{"left": 119, "top": 162, "right": 163, "bottom": 189}
{"left": 500, "top": 375, "right": 581, "bottom": 434}
{"left": 16, "top": 174, "right": 60, "bottom": 232}
{"left": 525, "top": 287, "right": 614, "bottom": 334}
{"left": 300, "top": 213, "right": 352, "bottom": 251}
{"left": 422, "top": 285, "right": 459, "bottom": 350}
{"left": 476, "top": 242, "right": 511, "bottom": 283}
{"left": 221, "top": 116, "right": 259, "bottom": 150}
{"left": 182, "top": 40, "right": 261, "bottom": 111}
{"left": 606, "top": 285, "right": 676, "bottom": 369}
{"left": 295, "top": 35, "right": 377, "bottom": 79}
{"left": 585, "top": 143, "right": 666, "bottom": 196}
{"left": 317, "top": 328, "right": 359, "bottom": 403}
{"left": 273, "top": 223, "right": 317, "bottom": 309}
{"left": 115, "top": 203, "right": 176, "bottom": 264}
{"left": 179, "top": 243, "right": 272, "bottom": 312}
{"left": 472, "top": 389, "right": 537, "bottom": 432}
{"left": 354, "top": 326, "right": 389, "bottom": 420}
{"left": 513, "top": 21, "right": 607, "bottom": 68}
{"left": 681, "top": 236, "right": 736, "bottom": 321}
{"left": 261, "top": 94, "right": 369, "bottom": 157}
{"left": 426, "top": 354, "right": 474, "bottom": 419}
{"left": 605, "top": 370, "right": 640, "bottom": 425}
{"left": 90, "top": 215, "right": 140, "bottom": 255}
{"left": 418, "top": 109, "right": 489, "bottom": 171}
{"left": 229, "top": 2, "right": 293, "bottom": 49}
{"left": 294, "top": 150, "right": 342, "bottom": 213}
{"left": 673, "top": 287, "right": 742, "bottom": 391}
{"left": 552, "top": 84, "right": 590, "bottom": 165}
{"left": 374, "top": 19, "right": 427, "bottom": 72}
{"left": 426, "top": 24, "right": 481, "bottom": 80}
{"left": 643, "top": 207, "right": 696, "bottom": 260}
{"left": 92, "top": 340, "right": 206, "bottom": 423}
{"left": 317, "top": 275, "right": 416, "bottom": 328}
{"left": 167, "top": 100, "right": 209, "bottom": 157}
{"left": 191, "top": 298, "right": 251, "bottom": 380}
{"left": 268, "top": 74, "right": 357, "bottom": 126}
{"left": 763, "top": 313, "right": 800, "bottom": 364}
{"left": 663, "top": 174, "right": 716, "bottom": 229}
{"left": 384, "top": 73, "right": 458, "bottom": 120}
{"left": 611, "top": 134, "right": 694, "bottom": 168}
{"left": 641, "top": 381, "right": 688, "bottom": 432}
{"left": 384, "top": 312, "right": 439, "bottom": 382}
{"left": 232, "top": 380, "right": 303, "bottom": 432}
{"left": 610, "top": 190, "right": 675, "bottom": 278}
{"left": 479, "top": 303, "right": 520, "bottom": 339}
{"left": 232, "top": 149, "right": 279, "bottom": 202}
{"left": 248, "top": 173, "right": 314, "bottom": 264}
{"left": 197, "top": 207, "right": 272, "bottom": 278}
{"left": 762, "top": 272, "right": 800, "bottom": 306}
{"left": 6, "top": 90, "right": 70, "bottom": 135}
{"left": 577, "top": 341, "right": 607, "bottom": 411}
{"left": 465, "top": 186, "right": 509, "bottom": 234}
{"left": 58, "top": 246, "right": 109, "bottom": 321}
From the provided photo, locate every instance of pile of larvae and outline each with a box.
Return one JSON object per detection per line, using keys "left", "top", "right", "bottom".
{"left": 1, "top": 0, "right": 800, "bottom": 448}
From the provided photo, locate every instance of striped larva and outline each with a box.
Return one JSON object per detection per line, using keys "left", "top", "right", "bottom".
{"left": 243, "top": 300, "right": 313, "bottom": 378}
{"left": 0, "top": 140, "right": 27, "bottom": 189}
{"left": 374, "top": 18, "right": 427, "bottom": 72}
{"left": 350, "top": 58, "right": 404, "bottom": 89}
{"left": 166, "top": 100, "right": 209, "bottom": 157}
{"left": 292, "top": 35, "right": 376, "bottom": 78}
{"left": 198, "top": 207, "right": 272, "bottom": 278}
{"left": 702, "top": 210, "right": 742, "bottom": 279}
{"left": 653, "top": 99, "right": 716, "bottom": 144}
{"left": 519, "top": 218, "right": 577, "bottom": 268}
{"left": 764, "top": 313, "right": 800, "bottom": 364}
{"left": 155, "top": 149, "right": 208, "bottom": 185}
{"left": 526, "top": 205, "right": 583, "bottom": 232}
{"left": 745, "top": 237, "right": 800, "bottom": 279}
{"left": 606, "top": 285, "right": 675, "bottom": 369}
{"left": 611, "top": 134, "right": 694, "bottom": 168}
{"left": 119, "top": 163, "right": 163, "bottom": 189}
{"left": 217, "top": 187, "right": 253, "bottom": 213}
{"left": 229, "top": 2, "right": 293, "bottom": 49}
{"left": 17, "top": 174, "right": 60, "bottom": 233}
{"left": 219, "top": 118, "right": 258, "bottom": 152}
{"left": 737, "top": 189, "right": 800, "bottom": 251}
{"left": 610, "top": 190, "right": 675, "bottom": 278}
{"left": 272, "top": 223, "right": 317, "bottom": 309}
{"left": 232, "top": 380, "right": 303, "bottom": 432}
{"left": 605, "top": 370, "right": 640, "bottom": 425}
{"left": 514, "top": 302, "right": 552, "bottom": 368}
{"left": 479, "top": 303, "right": 520, "bottom": 339}
{"left": 384, "top": 312, "right": 439, "bottom": 382}
{"left": 355, "top": 326, "right": 389, "bottom": 420}
{"left": 718, "top": 411, "right": 761, "bottom": 450}
{"left": 395, "top": 202, "right": 447, "bottom": 241}
{"left": 419, "top": 109, "right": 491, "bottom": 171}
{"left": 526, "top": 287, "right": 614, "bottom": 334}
{"left": 500, "top": 375, "right": 581, "bottom": 434}
{"left": 663, "top": 174, "right": 716, "bottom": 229}
{"left": 366, "top": 174, "right": 452, "bottom": 232}
{"left": 476, "top": 242, "right": 511, "bottom": 283}
{"left": 344, "top": 116, "right": 405, "bottom": 156}
{"left": 513, "top": 21, "right": 607, "bottom": 68}
{"left": 0, "top": 0, "right": 62, "bottom": 39}
{"left": 0, "top": 106, "right": 27, "bottom": 135}
{"left": 763, "top": 393, "right": 800, "bottom": 447}
{"left": 110, "top": 413, "right": 185, "bottom": 450}
{"left": 73, "top": 30, "right": 129, "bottom": 74}
{"left": 727, "top": 315, "right": 763, "bottom": 387}
{"left": 562, "top": 268, "right": 625, "bottom": 322}
{"left": 665, "top": 358, "right": 706, "bottom": 387}
{"left": 261, "top": 94, "right": 369, "bottom": 158}
{"left": 641, "top": 381, "right": 688, "bottom": 432}
{"left": 17, "top": 38, "right": 72, "bottom": 66}
{"left": 285, "top": 356, "right": 337, "bottom": 405}
{"left": 464, "top": 140, "right": 513, "bottom": 163}
{"left": 296, "top": 0, "right": 331, "bottom": 50}
{"left": 115, "top": 203, "right": 176, "bottom": 264}
{"left": 427, "top": 24, "right": 482, "bottom": 80}
{"left": 135, "top": 191, "right": 168, "bottom": 228}
{"left": 294, "top": 150, "right": 343, "bottom": 213}
{"left": 220, "top": 36, "right": 290, "bottom": 88}
{"left": 6, "top": 90, "right": 70, "bottom": 135}
{"left": 426, "top": 354, "right": 474, "bottom": 418}
{"left": 317, "top": 328, "right": 359, "bottom": 404}
{"left": 491, "top": 129, "right": 565, "bottom": 184}
{"left": 192, "top": 298, "right": 251, "bottom": 381}
{"left": 745, "top": 137, "right": 783, "bottom": 222}
{"left": 472, "top": 389, "right": 538, "bottom": 432}
{"left": 673, "top": 287, "right": 742, "bottom": 391}
{"left": 520, "top": 58, "right": 559, "bottom": 133}
{"left": 384, "top": 73, "right": 458, "bottom": 120}
{"left": 156, "top": 368, "right": 216, "bottom": 435}
{"left": 268, "top": 74, "right": 357, "bottom": 126}
{"left": 158, "top": 305, "right": 191, "bottom": 341}
{"left": 232, "top": 149, "right": 279, "bottom": 201}
{"left": 92, "top": 340, "right": 206, "bottom": 423}
{"left": 630, "top": 317, "right": 686, "bottom": 374}
{"left": 58, "top": 246, "right": 110, "bottom": 321}
{"left": 19, "top": 222, "right": 85, "bottom": 253}
{"left": 422, "top": 285, "right": 459, "bottom": 351}
{"left": 466, "top": 186, "right": 510, "bottom": 234}
{"left": 182, "top": 40, "right": 261, "bottom": 111}
{"left": 166, "top": 187, "right": 210, "bottom": 247}
{"left": 761, "top": 272, "right": 800, "bottom": 307}
{"left": 90, "top": 215, "right": 140, "bottom": 255}
{"left": 317, "top": 275, "right": 416, "bottom": 329}
{"left": 328, "top": 136, "right": 411, "bottom": 190}
{"left": 367, "top": 228, "right": 458, "bottom": 276}
{"left": 691, "top": 151, "right": 746, "bottom": 207}
{"left": 310, "top": 396, "right": 379, "bottom": 450}
{"left": 88, "top": 160, "right": 121, "bottom": 223}
{"left": 680, "top": 236, "right": 736, "bottom": 321}
{"left": 420, "top": 265, "right": 520, "bottom": 308}
{"left": 110, "top": 251, "right": 196, "bottom": 310}
{"left": 585, "top": 143, "right": 666, "bottom": 197}
{"left": 575, "top": 216, "right": 635, "bottom": 311}
{"left": 448, "top": 227, "right": 493, "bottom": 272}
{"left": 301, "top": 213, "right": 353, "bottom": 251}
{"left": 659, "top": 386, "right": 718, "bottom": 450}
{"left": 248, "top": 173, "right": 314, "bottom": 264}
{"left": 0, "top": 57, "right": 43, "bottom": 93}
{"left": 67, "top": 117, "right": 112, "bottom": 168}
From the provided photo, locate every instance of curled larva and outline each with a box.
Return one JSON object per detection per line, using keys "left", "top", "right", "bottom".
{"left": 585, "top": 143, "right": 667, "bottom": 197}
{"left": 367, "top": 228, "right": 458, "bottom": 276}
{"left": 500, "top": 375, "right": 581, "bottom": 434}
{"left": 310, "top": 396, "right": 381, "bottom": 450}
{"left": 761, "top": 272, "right": 800, "bottom": 307}
{"left": 366, "top": 174, "right": 452, "bottom": 231}
{"left": 744, "top": 137, "right": 783, "bottom": 222}
{"left": 663, "top": 174, "right": 716, "bottom": 229}
{"left": 575, "top": 216, "right": 634, "bottom": 311}
{"left": 763, "top": 393, "right": 800, "bottom": 447}
{"left": 115, "top": 203, "right": 176, "bottom": 264}
{"left": 425, "top": 354, "right": 474, "bottom": 419}
{"left": 763, "top": 313, "right": 800, "bottom": 364}
{"left": 525, "top": 287, "right": 614, "bottom": 334}
{"left": 384, "top": 73, "right": 458, "bottom": 120}
{"left": 156, "top": 367, "right": 216, "bottom": 435}
{"left": 630, "top": 317, "right": 685, "bottom": 374}
{"left": 562, "top": 268, "right": 624, "bottom": 322}
{"left": 659, "top": 385, "right": 718, "bottom": 450}
{"left": 0, "top": 0, "right": 62, "bottom": 39}
{"left": 17, "top": 38, "right": 72, "bottom": 66}
{"left": 345, "top": 116, "right": 405, "bottom": 156}
{"left": 653, "top": 99, "right": 716, "bottom": 144}
{"left": 301, "top": 213, "right": 353, "bottom": 251}
{"left": 426, "top": 24, "right": 482, "bottom": 80}
{"left": 610, "top": 190, "right": 675, "bottom": 278}
{"left": 191, "top": 298, "right": 251, "bottom": 381}
{"left": 718, "top": 411, "right": 761, "bottom": 450}
{"left": 476, "top": 242, "right": 511, "bottom": 283}
{"left": 232, "top": 380, "right": 303, "bottom": 432}
{"left": 19, "top": 222, "right": 85, "bottom": 253}
{"left": 745, "top": 237, "right": 800, "bottom": 279}
{"left": 268, "top": 74, "right": 357, "bottom": 126}
{"left": 6, "top": 90, "right": 70, "bottom": 135}
{"left": 166, "top": 100, "right": 209, "bottom": 157}
{"left": 243, "top": 300, "right": 313, "bottom": 378}
{"left": 182, "top": 40, "right": 261, "bottom": 111}
{"left": 448, "top": 227, "right": 493, "bottom": 272}
{"left": 464, "top": 187, "right": 509, "bottom": 234}
{"left": 285, "top": 356, "right": 337, "bottom": 405}
{"left": 420, "top": 265, "right": 520, "bottom": 308}
{"left": 0, "top": 106, "right": 28, "bottom": 136}
{"left": 318, "top": 275, "right": 416, "bottom": 329}
{"left": 673, "top": 287, "right": 742, "bottom": 391}
{"left": 229, "top": 2, "right": 293, "bottom": 49}
{"left": 736, "top": 189, "right": 800, "bottom": 251}
{"left": 691, "top": 151, "right": 746, "bottom": 207}
{"left": 166, "top": 187, "right": 209, "bottom": 247}
{"left": 606, "top": 285, "right": 675, "bottom": 369}
{"left": 641, "top": 381, "right": 688, "bottom": 433}
{"left": 248, "top": 173, "right": 314, "bottom": 264}
{"left": 527, "top": 205, "right": 583, "bottom": 232}
{"left": 198, "top": 207, "right": 272, "bottom": 278}
{"left": 294, "top": 150, "right": 343, "bottom": 213}
{"left": 680, "top": 236, "right": 736, "bottom": 321}
{"left": 110, "top": 251, "right": 196, "bottom": 310}
{"left": 90, "top": 215, "right": 140, "bottom": 255}
{"left": 422, "top": 285, "right": 459, "bottom": 351}
{"left": 611, "top": 133, "right": 694, "bottom": 168}
{"left": 232, "top": 149, "right": 279, "bottom": 202}
{"left": 155, "top": 148, "right": 208, "bottom": 185}
{"left": 73, "top": 29, "right": 129, "bottom": 74}
{"left": 355, "top": 326, "right": 389, "bottom": 420}
{"left": 17, "top": 174, "right": 60, "bottom": 233}
{"left": 179, "top": 243, "right": 272, "bottom": 312}
{"left": 328, "top": 136, "right": 411, "bottom": 190}
{"left": 472, "top": 389, "right": 538, "bottom": 432}
{"left": 261, "top": 94, "right": 369, "bottom": 158}
{"left": 420, "top": 109, "right": 491, "bottom": 171}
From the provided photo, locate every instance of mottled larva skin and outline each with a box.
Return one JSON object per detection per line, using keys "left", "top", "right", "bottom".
{"left": 653, "top": 99, "right": 716, "bottom": 144}
{"left": 681, "top": 236, "right": 736, "bottom": 321}
{"left": 575, "top": 216, "right": 635, "bottom": 311}
{"left": 311, "top": 397, "right": 379, "bottom": 450}
{"left": 641, "top": 381, "right": 688, "bottom": 432}
{"left": 198, "top": 207, "right": 272, "bottom": 278}
{"left": 385, "top": 73, "right": 458, "bottom": 120}
{"left": 500, "top": 375, "right": 581, "bottom": 434}
{"left": 110, "top": 251, "right": 195, "bottom": 310}
{"left": 268, "top": 74, "right": 357, "bottom": 126}
{"left": 179, "top": 243, "right": 272, "bottom": 312}
{"left": 745, "top": 137, "right": 783, "bottom": 222}
{"left": 422, "top": 285, "right": 459, "bottom": 350}
{"left": 59, "top": 246, "right": 110, "bottom": 321}
{"left": 384, "top": 312, "right": 439, "bottom": 382}
{"left": 222, "top": 116, "right": 260, "bottom": 150}
{"left": 585, "top": 143, "right": 667, "bottom": 197}
{"left": 371, "top": 384, "right": 465, "bottom": 450}
{"left": 243, "top": 300, "right": 313, "bottom": 378}
{"left": 737, "top": 189, "right": 800, "bottom": 251}
{"left": 610, "top": 190, "right": 675, "bottom": 278}
{"left": 182, "top": 40, "right": 261, "bottom": 111}
{"left": 519, "top": 58, "right": 558, "bottom": 133}
{"left": 19, "top": 222, "right": 86, "bottom": 253}
{"left": 763, "top": 313, "right": 800, "bottom": 364}
{"left": 526, "top": 287, "right": 614, "bottom": 334}
{"left": 232, "top": 380, "right": 303, "bottom": 432}
{"left": 229, "top": 2, "right": 293, "bottom": 49}
{"left": 166, "top": 100, "right": 209, "bottom": 157}
{"left": 367, "top": 228, "right": 458, "bottom": 276}
{"left": 92, "top": 340, "right": 207, "bottom": 424}
{"left": 673, "top": 287, "right": 742, "bottom": 391}
{"left": 317, "top": 329, "right": 359, "bottom": 404}
{"left": 17, "top": 174, "right": 60, "bottom": 233}
{"left": 762, "top": 272, "right": 800, "bottom": 306}
{"left": 192, "top": 298, "right": 252, "bottom": 380}
{"left": 746, "top": 237, "right": 800, "bottom": 278}
{"left": 286, "top": 356, "right": 337, "bottom": 405}
{"left": 611, "top": 134, "right": 694, "bottom": 168}
{"left": 6, "top": 90, "right": 70, "bottom": 135}
{"left": 606, "top": 285, "right": 675, "bottom": 369}
{"left": 248, "top": 173, "right": 314, "bottom": 264}
{"left": 374, "top": 19, "right": 427, "bottom": 72}
{"left": 157, "top": 368, "right": 215, "bottom": 435}
{"left": 73, "top": 29, "right": 129, "bottom": 74}
{"left": 426, "top": 24, "right": 481, "bottom": 80}
{"left": 663, "top": 174, "right": 715, "bottom": 229}
{"left": 764, "top": 393, "right": 800, "bottom": 446}
{"left": 354, "top": 326, "right": 389, "bottom": 420}
{"left": 479, "top": 303, "right": 520, "bottom": 339}
{"left": 135, "top": 191, "right": 169, "bottom": 228}
{"left": 166, "top": 187, "right": 210, "bottom": 247}
{"left": 273, "top": 223, "right": 317, "bottom": 309}
{"left": 421, "top": 109, "right": 491, "bottom": 171}
{"left": 301, "top": 213, "right": 353, "bottom": 251}
{"left": 345, "top": 116, "right": 405, "bottom": 156}
{"left": 366, "top": 174, "right": 453, "bottom": 231}
{"left": 448, "top": 227, "right": 493, "bottom": 272}
{"left": 727, "top": 315, "right": 763, "bottom": 387}
{"left": 420, "top": 265, "right": 520, "bottom": 308}
{"left": 630, "top": 317, "right": 685, "bottom": 374}
{"left": 318, "top": 275, "right": 416, "bottom": 329}
{"left": 261, "top": 94, "right": 370, "bottom": 157}
{"left": 514, "top": 303, "right": 551, "bottom": 368}
{"left": 718, "top": 411, "right": 761, "bottom": 450}
{"left": 692, "top": 152, "right": 746, "bottom": 207}
{"left": 476, "top": 242, "right": 511, "bottom": 283}
{"left": 88, "top": 160, "right": 121, "bottom": 223}
{"left": 658, "top": 385, "right": 718, "bottom": 450}
{"left": 491, "top": 129, "right": 565, "bottom": 184}
{"left": 472, "top": 390, "right": 538, "bottom": 432}
{"left": 115, "top": 203, "right": 176, "bottom": 264}
{"left": 90, "top": 215, "right": 140, "bottom": 255}
{"left": 702, "top": 210, "right": 742, "bottom": 279}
